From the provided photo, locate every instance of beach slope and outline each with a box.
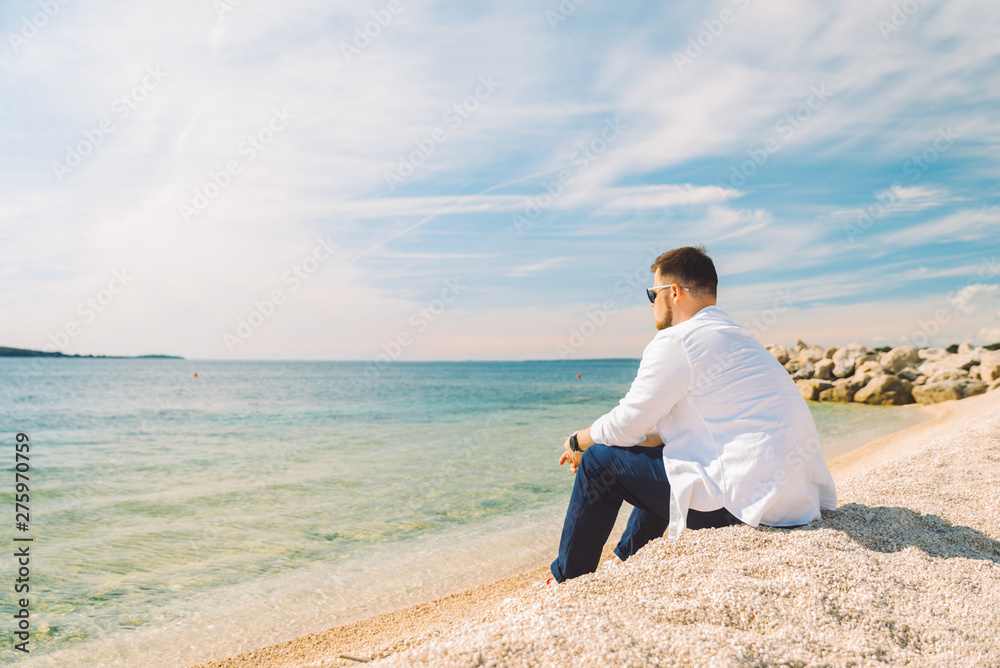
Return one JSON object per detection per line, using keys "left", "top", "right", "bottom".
{"left": 194, "top": 390, "right": 1000, "bottom": 667}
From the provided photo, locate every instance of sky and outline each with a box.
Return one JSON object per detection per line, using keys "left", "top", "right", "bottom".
{"left": 1, "top": 0, "right": 999, "bottom": 361}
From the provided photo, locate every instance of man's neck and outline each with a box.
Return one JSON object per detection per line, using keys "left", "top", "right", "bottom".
{"left": 674, "top": 302, "right": 716, "bottom": 326}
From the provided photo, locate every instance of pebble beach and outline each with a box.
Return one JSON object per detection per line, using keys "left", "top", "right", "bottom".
{"left": 192, "top": 387, "right": 1000, "bottom": 667}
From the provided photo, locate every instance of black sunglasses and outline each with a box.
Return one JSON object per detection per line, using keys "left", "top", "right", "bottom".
{"left": 646, "top": 284, "right": 690, "bottom": 303}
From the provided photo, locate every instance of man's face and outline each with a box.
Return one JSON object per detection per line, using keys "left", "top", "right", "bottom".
{"left": 652, "top": 271, "right": 673, "bottom": 330}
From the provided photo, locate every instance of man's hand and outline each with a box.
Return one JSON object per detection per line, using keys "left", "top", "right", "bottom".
{"left": 559, "top": 436, "right": 583, "bottom": 473}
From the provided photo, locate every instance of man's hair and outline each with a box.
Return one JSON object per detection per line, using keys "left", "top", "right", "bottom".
{"left": 650, "top": 246, "right": 718, "bottom": 298}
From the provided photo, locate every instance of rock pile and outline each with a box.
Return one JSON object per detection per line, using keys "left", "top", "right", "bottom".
{"left": 765, "top": 341, "right": 1000, "bottom": 405}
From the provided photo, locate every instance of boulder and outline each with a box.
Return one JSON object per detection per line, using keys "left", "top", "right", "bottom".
{"left": 958, "top": 342, "right": 974, "bottom": 356}
{"left": 912, "top": 380, "right": 988, "bottom": 404}
{"left": 896, "top": 368, "right": 920, "bottom": 382}
{"left": 784, "top": 360, "right": 804, "bottom": 375}
{"left": 928, "top": 368, "right": 969, "bottom": 383}
{"left": 968, "top": 365, "right": 981, "bottom": 381}
{"left": 792, "top": 362, "right": 816, "bottom": 380}
{"left": 818, "top": 377, "right": 865, "bottom": 402}
{"left": 853, "top": 374, "right": 914, "bottom": 405}
{"left": 991, "top": 378, "right": 1000, "bottom": 392}
{"left": 795, "top": 340, "right": 808, "bottom": 353}
{"left": 979, "top": 352, "right": 1000, "bottom": 383}
{"left": 880, "top": 345, "right": 920, "bottom": 373}
{"left": 767, "top": 344, "right": 790, "bottom": 365}
{"left": 831, "top": 343, "right": 869, "bottom": 378}
{"left": 798, "top": 346, "right": 826, "bottom": 365}
{"left": 832, "top": 359, "right": 855, "bottom": 379}
{"left": 917, "top": 354, "right": 978, "bottom": 376}
{"left": 824, "top": 346, "right": 839, "bottom": 360}
{"left": 918, "top": 347, "right": 947, "bottom": 360}
{"left": 797, "top": 379, "right": 834, "bottom": 401}
{"left": 855, "top": 360, "right": 886, "bottom": 378}
{"left": 814, "top": 358, "right": 835, "bottom": 380}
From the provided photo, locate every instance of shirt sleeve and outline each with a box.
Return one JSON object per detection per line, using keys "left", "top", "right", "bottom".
{"left": 590, "top": 332, "right": 693, "bottom": 447}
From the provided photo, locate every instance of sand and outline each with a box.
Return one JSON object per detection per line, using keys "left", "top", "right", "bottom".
{"left": 192, "top": 390, "right": 1000, "bottom": 667}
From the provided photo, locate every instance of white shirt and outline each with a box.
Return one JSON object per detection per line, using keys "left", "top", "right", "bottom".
{"left": 590, "top": 305, "right": 837, "bottom": 539}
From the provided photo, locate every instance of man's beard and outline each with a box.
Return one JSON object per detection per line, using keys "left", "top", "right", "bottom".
{"left": 655, "top": 301, "right": 673, "bottom": 330}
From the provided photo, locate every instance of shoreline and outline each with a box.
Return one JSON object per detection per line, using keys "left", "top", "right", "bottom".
{"left": 190, "top": 393, "right": 999, "bottom": 668}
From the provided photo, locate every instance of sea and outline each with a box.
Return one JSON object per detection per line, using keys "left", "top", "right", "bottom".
{"left": 0, "top": 358, "right": 929, "bottom": 667}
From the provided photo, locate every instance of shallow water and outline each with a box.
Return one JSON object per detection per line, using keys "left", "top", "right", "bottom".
{"left": 0, "top": 358, "right": 927, "bottom": 667}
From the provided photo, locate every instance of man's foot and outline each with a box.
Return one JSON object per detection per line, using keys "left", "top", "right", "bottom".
{"left": 533, "top": 576, "right": 559, "bottom": 587}
{"left": 602, "top": 556, "right": 622, "bottom": 570}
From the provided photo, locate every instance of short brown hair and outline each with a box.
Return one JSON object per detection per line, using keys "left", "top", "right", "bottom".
{"left": 650, "top": 246, "right": 718, "bottom": 297}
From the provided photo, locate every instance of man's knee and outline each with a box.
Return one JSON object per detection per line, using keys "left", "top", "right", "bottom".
{"left": 580, "top": 445, "right": 618, "bottom": 492}
{"left": 579, "top": 444, "right": 609, "bottom": 474}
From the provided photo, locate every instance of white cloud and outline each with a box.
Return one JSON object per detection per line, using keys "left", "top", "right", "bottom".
{"left": 2, "top": 0, "right": 999, "bottom": 359}
{"left": 949, "top": 283, "right": 1000, "bottom": 315}
{"left": 593, "top": 184, "right": 742, "bottom": 212}
{"left": 880, "top": 207, "right": 1000, "bottom": 246}
{"left": 509, "top": 257, "right": 570, "bottom": 277}
{"left": 978, "top": 327, "right": 1000, "bottom": 344}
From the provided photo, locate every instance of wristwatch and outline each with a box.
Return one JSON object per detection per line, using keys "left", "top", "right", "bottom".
{"left": 569, "top": 432, "right": 581, "bottom": 452}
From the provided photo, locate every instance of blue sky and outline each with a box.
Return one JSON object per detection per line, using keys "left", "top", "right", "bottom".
{"left": 1, "top": 0, "right": 999, "bottom": 360}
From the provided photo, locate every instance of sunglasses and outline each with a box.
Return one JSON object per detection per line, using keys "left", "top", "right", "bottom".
{"left": 646, "top": 284, "right": 690, "bottom": 303}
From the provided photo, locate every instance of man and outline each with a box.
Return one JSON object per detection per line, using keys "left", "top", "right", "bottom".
{"left": 549, "top": 246, "right": 837, "bottom": 583}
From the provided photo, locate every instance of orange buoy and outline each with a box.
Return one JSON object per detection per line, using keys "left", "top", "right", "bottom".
{"left": 193, "top": 372, "right": 198, "bottom": 377}
{"left": 577, "top": 373, "right": 582, "bottom": 378}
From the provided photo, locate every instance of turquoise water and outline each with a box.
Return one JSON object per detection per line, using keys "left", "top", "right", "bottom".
{"left": 0, "top": 359, "right": 927, "bottom": 667}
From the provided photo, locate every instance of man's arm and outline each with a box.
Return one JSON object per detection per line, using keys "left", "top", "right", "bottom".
{"left": 590, "top": 333, "right": 692, "bottom": 446}
{"left": 559, "top": 426, "right": 663, "bottom": 473}
{"left": 558, "top": 335, "right": 686, "bottom": 471}
{"left": 574, "top": 425, "right": 662, "bottom": 451}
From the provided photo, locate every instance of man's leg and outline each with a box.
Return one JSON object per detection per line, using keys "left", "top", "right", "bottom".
{"left": 614, "top": 505, "right": 668, "bottom": 562}
{"left": 550, "top": 444, "right": 671, "bottom": 582}
{"left": 614, "top": 505, "right": 743, "bottom": 561}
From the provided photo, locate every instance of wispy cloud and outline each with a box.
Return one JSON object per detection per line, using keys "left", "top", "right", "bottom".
{"left": 1, "top": 0, "right": 999, "bottom": 358}
{"left": 879, "top": 207, "right": 1000, "bottom": 246}
{"left": 594, "top": 184, "right": 742, "bottom": 211}
{"left": 509, "top": 257, "right": 570, "bottom": 277}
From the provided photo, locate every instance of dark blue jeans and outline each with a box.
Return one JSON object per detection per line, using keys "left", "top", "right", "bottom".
{"left": 550, "top": 444, "right": 742, "bottom": 582}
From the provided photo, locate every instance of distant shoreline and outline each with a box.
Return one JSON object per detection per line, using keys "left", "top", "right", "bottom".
{"left": 0, "top": 345, "right": 183, "bottom": 359}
